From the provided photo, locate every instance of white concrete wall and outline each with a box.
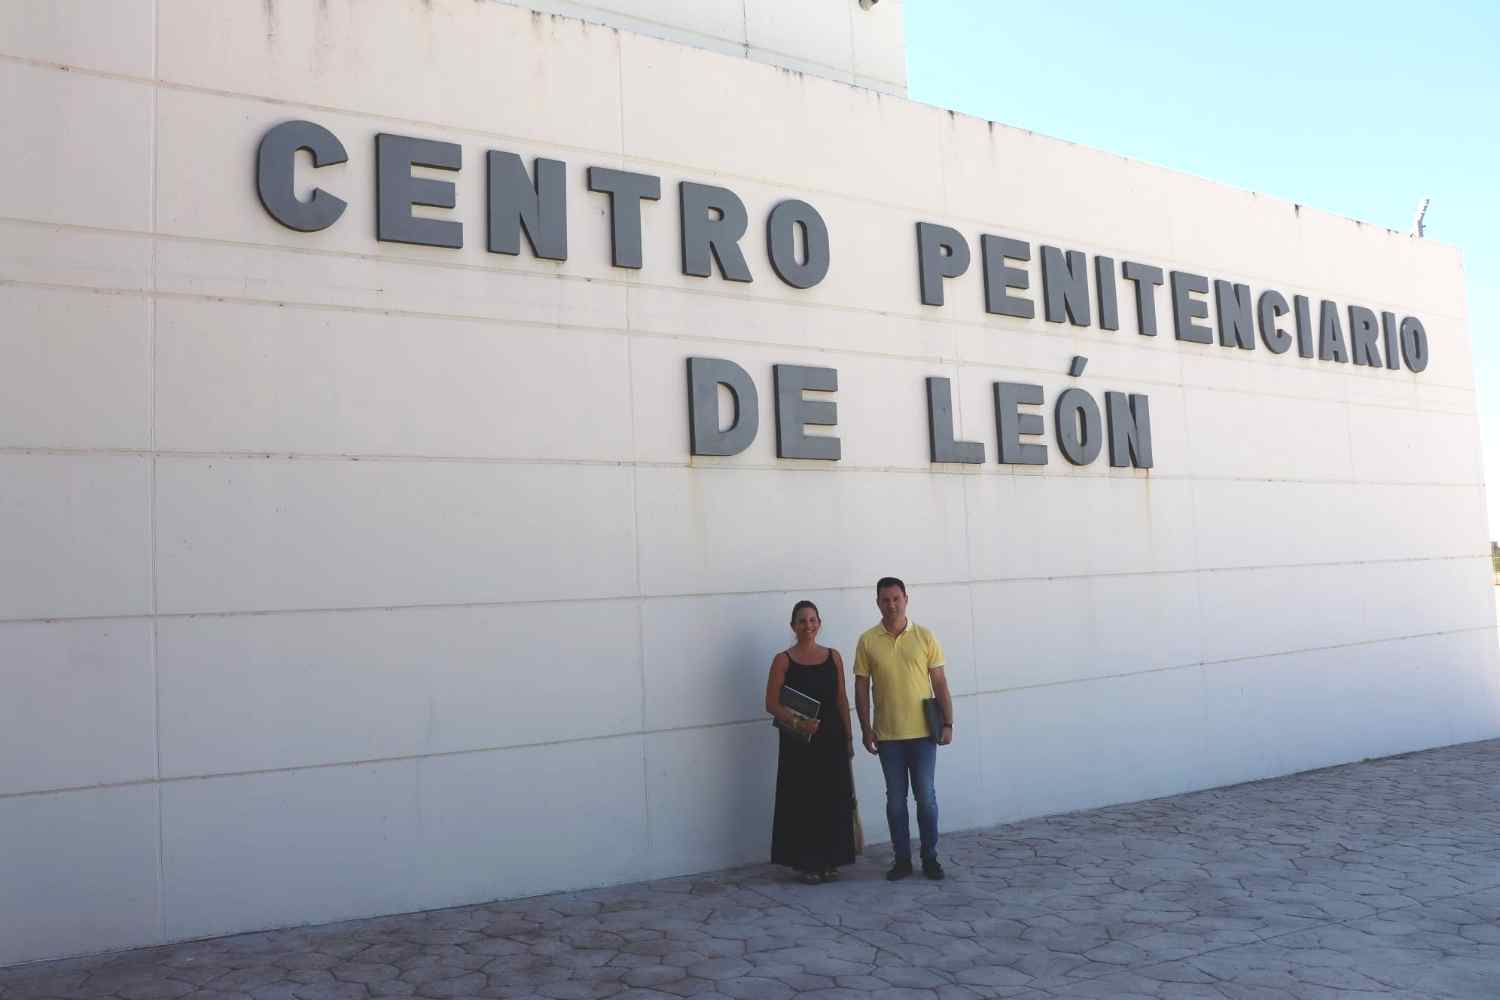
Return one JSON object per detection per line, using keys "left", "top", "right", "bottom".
{"left": 2, "top": 0, "right": 1497, "bottom": 966}
{"left": 493, "top": 0, "right": 908, "bottom": 95}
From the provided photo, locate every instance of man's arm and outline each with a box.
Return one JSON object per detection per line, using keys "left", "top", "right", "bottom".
{"left": 855, "top": 675, "right": 878, "bottom": 754}
{"left": 930, "top": 666, "right": 954, "bottom": 746}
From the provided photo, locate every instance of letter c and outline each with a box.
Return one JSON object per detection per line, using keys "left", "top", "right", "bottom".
{"left": 256, "top": 120, "right": 348, "bottom": 232}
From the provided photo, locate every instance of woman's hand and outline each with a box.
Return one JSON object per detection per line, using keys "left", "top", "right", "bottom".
{"left": 800, "top": 718, "right": 820, "bottom": 735}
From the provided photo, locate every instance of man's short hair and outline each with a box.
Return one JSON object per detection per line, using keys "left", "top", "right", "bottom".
{"left": 876, "top": 576, "right": 906, "bottom": 596}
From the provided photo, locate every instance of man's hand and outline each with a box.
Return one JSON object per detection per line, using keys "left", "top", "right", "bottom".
{"left": 862, "top": 731, "right": 879, "bottom": 755}
{"left": 937, "top": 724, "right": 953, "bottom": 747}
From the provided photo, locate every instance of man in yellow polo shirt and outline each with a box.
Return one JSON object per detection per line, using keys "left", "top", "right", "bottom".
{"left": 854, "top": 576, "right": 954, "bottom": 881}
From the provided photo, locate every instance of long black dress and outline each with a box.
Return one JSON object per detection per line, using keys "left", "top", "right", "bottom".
{"left": 770, "top": 649, "right": 856, "bottom": 872}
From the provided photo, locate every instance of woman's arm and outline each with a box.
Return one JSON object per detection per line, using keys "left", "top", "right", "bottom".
{"left": 832, "top": 649, "right": 854, "bottom": 757}
{"left": 765, "top": 652, "right": 790, "bottom": 720}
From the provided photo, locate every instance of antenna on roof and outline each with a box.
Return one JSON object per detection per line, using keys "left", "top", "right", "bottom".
{"left": 1411, "top": 197, "right": 1430, "bottom": 238}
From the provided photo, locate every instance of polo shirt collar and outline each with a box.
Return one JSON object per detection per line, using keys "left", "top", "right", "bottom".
{"left": 880, "top": 619, "right": 915, "bottom": 639}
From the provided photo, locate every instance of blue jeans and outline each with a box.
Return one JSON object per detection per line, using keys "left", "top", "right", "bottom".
{"left": 877, "top": 738, "right": 938, "bottom": 862}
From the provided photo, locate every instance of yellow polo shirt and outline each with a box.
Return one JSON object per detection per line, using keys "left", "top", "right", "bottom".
{"left": 853, "top": 621, "right": 946, "bottom": 740}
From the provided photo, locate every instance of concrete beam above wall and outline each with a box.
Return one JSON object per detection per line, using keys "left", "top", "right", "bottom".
{"left": 491, "top": 0, "right": 908, "bottom": 95}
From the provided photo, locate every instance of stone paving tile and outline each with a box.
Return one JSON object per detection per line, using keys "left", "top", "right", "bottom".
{"left": 6, "top": 740, "right": 1500, "bottom": 1000}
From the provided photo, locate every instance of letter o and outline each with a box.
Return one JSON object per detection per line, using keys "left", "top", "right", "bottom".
{"left": 1399, "top": 317, "right": 1429, "bottom": 373}
{"left": 766, "top": 199, "right": 830, "bottom": 289}
{"left": 1054, "top": 388, "right": 1103, "bottom": 466}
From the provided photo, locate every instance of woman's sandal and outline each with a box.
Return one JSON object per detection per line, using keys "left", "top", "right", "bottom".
{"left": 821, "top": 868, "right": 840, "bottom": 881}
{"left": 799, "top": 870, "right": 824, "bottom": 885}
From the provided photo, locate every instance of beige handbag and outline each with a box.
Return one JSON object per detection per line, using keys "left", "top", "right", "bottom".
{"left": 849, "top": 756, "right": 864, "bottom": 855}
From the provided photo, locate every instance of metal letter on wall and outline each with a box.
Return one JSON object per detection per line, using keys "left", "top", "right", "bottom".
{"left": 1381, "top": 311, "right": 1403, "bottom": 371}
{"left": 1170, "top": 271, "right": 1213, "bottom": 343}
{"left": 256, "top": 121, "right": 348, "bottom": 232}
{"left": 1400, "top": 317, "right": 1430, "bottom": 372}
{"left": 486, "top": 151, "right": 567, "bottom": 260}
{"left": 773, "top": 365, "right": 840, "bottom": 461}
{"left": 1040, "top": 246, "right": 1091, "bottom": 326}
{"left": 766, "top": 200, "right": 830, "bottom": 289}
{"left": 980, "top": 235, "right": 1034, "bottom": 318}
{"left": 1054, "top": 388, "right": 1103, "bottom": 465}
{"left": 1293, "top": 294, "right": 1315, "bottom": 358}
{"left": 1095, "top": 256, "right": 1120, "bottom": 331}
{"left": 1318, "top": 299, "right": 1349, "bottom": 362}
{"left": 376, "top": 133, "right": 463, "bottom": 248}
{"left": 686, "top": 358, "right": 759, "bottom": 456}
{"left": 994, "top": 382, "right": 1047, "bottom": 466}
{"left": 586, "top": 167, "right": 661, "bottom": 269}
{"left": 916, "top": 222, "right": 971, "bottom": 306}
{"left": 1214, "top": 280, "right": 1254, "bottom": 350}
{"left": 1257, "top": 289, "right": 1293, "bottom": 354}
{"left": 1348, "top": 305, "right": 1383, "bottom": 367}
{"left": 1105, "top": 392, "right": 1153, "bottom": 468}
{"left": 680, "top": 182, "right": 753, "bottom": 282}
{"left": 925, "top": 377, "right": 985, "bottom": 464}
{"left": 1121, "top": 261, "right": 1164, "bottom": 336}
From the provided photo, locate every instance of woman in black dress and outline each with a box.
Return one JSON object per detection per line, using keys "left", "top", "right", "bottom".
{"left": 766, "top": 600, "right": 857, "bottom": 883}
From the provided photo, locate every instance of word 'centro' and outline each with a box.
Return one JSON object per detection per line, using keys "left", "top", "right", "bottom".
{"left": 255, "top": 120, "right": 1430, "bottom": 376}
{"left": 687, "top": 357, "right": 1153, "bottom": 470}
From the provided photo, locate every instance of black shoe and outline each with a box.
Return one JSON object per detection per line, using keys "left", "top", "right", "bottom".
{"left": 886, "top": 859, "right": 913, "bottom": 881}
{"left": 922, "top": 857, "right": 945, "bottom": 881}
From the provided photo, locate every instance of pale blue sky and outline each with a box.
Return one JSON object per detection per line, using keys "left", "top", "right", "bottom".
{"left": 903, "top": 0, "right": 1498, "bottom": 541}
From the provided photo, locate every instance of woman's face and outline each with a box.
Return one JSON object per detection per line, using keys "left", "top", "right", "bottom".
{"left": 792, "top": 607, "right": 821, "bottom": 642}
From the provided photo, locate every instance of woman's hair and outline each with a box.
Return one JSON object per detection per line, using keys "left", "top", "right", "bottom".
{"left": 789, "top": 599, "right": 820, "bottom": 626}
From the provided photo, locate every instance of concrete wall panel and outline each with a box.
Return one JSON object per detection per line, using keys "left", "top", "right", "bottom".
{"left": 635, "top": 466, "right": 970, "bottom": 596}
{"left": 744, "top": 0, "right": 854, "bottom": 82}
{"left": 160, "top": 762, "right": 423, "bottom": 940}
{"left": 416, "top": 735, "right": 649, "bottom": 907}
{"left": 0, "top": 455, "right": 152, "bottom": 621}
{"left": 0, "top": 619, "right": 157, "bottom": 796}
{"left": 965, "top": 475, "right": 1199, "bottom": 582}
{"left": 619, "top": 31, "right": 941, "bottom": 207}
{"left": 155, "top": 458, "right": 638, "bottom": 614}
{"left": 643, "top": 723, "right": 778, "bottom": 877}
{"left": 0, "top": 285, "right": 152, "bottom": 451}
{"left": 154, "top": 239, "right": 628, "bottom": 331}
{"left": 157, "top": 0, "right": 624, "bottom": 153}
{"left": 157, "top": 601, "right": 642, "bottom": 777}
{"left": 0, "top": 63, "right": 152, "bottom": 231}
{"left": 0, "top": 221, "right": 153, "bottom": 292}
{"left": 850, "top": 0, "right": 908, "bottom": 92}
{"left": 0, "top": 0, "right": 155, "bottom": 77}
{"left": 155, "top": 300, "right": 635, "bottom": 461}
{"left": 0, "top": 786, "right": 162, "bottom": 967}
{"left": 971, "top": 572, "right": 1203, "bottom": 693}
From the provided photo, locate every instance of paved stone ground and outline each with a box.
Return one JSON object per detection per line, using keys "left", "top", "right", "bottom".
{"left": 7, "top": 740, "right": 1500, "bottom": 1000}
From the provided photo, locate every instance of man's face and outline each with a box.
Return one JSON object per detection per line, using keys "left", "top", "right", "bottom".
{"left": 877, "top": 585, "right": 908, "bottom": 624}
